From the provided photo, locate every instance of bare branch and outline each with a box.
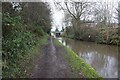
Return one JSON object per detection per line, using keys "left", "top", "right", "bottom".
{"left": 65, "top": 2, "right": 77, "bottom": 20}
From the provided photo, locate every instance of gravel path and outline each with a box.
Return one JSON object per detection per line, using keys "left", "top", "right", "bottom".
{"left": 30, "top": 37, "right": 83, "bottom": 78}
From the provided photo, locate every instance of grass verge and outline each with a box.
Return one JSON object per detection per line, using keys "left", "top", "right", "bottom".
{"left": 54, "top": 38, "right": 103, "bottom": 78}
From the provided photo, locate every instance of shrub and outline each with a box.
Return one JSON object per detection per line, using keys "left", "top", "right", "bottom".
{"left": 2, "top": 12, "right": 39, "bottom": 77}
{"left": 65, "top": 26, "right": 120, "bottom": 45}
{"left": 2, "top": 30, "right": 37, "bottom": 77}
{"left": 96, "top": 28, "right": 120, "bottom": 45}
{"left": 33, "top": 26, "right": 44, "bottom": 36}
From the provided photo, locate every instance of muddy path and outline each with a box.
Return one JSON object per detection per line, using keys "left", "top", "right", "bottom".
{"left": 30, "top": 37, "right": 83, "bottom": 78}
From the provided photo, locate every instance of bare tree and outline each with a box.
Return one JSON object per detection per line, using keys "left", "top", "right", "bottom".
{"left": 93, "top": 2, "right": 114, "bottom": 28}
{"left": 117, "top": 1, "right": 120, "bottom": 36}
{"left": 55, "top": 1, "right": 92, "bottom": 34}
{"left": 118, "top": 1, "right": 120, "bottom": 26}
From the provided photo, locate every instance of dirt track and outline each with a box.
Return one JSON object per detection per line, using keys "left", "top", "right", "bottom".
{"left": 30, "top": 37, "right": 83, "bottom": 78}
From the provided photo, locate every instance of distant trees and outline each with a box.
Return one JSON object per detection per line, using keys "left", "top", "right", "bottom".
{"left": 55, "top": 27, "right": 59, "bottom": 32}
{"left": 60, "top": 2, "right": 91, "bottom": 27}
{"left": 93, "top": 1, "right": 116, "bottom": 28}
{"left": 117, "top": 1, "right": 120, "bottom": 36}
{"left": 55, "top": 1, "right": 92, "bottom": 39}
{"left": 55, "top": 1, "right": 120, "bottom": 45}
{"left": 118, "top": 1, "right": 120, "bottom": 26}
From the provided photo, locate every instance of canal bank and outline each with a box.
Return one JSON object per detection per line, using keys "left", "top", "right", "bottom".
{"left": 53, "top": 38, "right": 101, "bottom": 78}
{"left": 29, "top": 36, "right": 101, "bottom": 78}
{"left": 57, "top": 37, "right": 118, "bottom": 78}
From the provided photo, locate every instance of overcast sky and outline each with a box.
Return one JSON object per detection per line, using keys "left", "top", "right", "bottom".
{"left": 49, "top": 0, "right": 119, "bottom": 31}
{"left": 49, "top": 0, "right": 64, "bottom": 31}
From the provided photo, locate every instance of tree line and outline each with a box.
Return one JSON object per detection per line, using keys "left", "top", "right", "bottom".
{"left": 2, "top": 2, "right": 52, "bottom": 77}
{"left": 55, "top": 1, "right": 120, "bottom": 45}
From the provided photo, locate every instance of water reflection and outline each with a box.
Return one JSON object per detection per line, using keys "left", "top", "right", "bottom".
{"left": 57, "top": 37, "right": 118, "bottom": 78}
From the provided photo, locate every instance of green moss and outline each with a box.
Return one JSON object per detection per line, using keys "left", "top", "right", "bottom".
{"left": 54, "top": 39, "right": 63, "bottom": 46}
{"left": 54, "top": 39, "right": 102, "bottom": 78}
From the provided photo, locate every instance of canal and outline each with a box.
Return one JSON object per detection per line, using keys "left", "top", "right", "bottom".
{"left": 57, "top": 37, "right": 118, "bottom": 78}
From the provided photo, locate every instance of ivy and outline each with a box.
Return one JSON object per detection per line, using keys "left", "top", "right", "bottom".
{"left": 2, "top": 12, "right": 39, "bottom": 77}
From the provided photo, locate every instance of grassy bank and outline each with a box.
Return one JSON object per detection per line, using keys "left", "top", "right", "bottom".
{"left": 54, "top": 38, "right": 102, "bottom": 78}
{"left": 2, "top": 35, "right": 49, "bottom": 78}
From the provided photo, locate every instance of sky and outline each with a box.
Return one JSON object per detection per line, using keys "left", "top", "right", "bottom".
{"left": 49, "top": 0, "right": 119, "bottom": 31}
{"left": 49, "top": 0, "right": 64, "bottom": 31}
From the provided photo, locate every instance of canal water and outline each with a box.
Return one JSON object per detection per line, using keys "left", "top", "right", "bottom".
{"left": 57, "top": 37, "right": 118, "bottom": 78}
